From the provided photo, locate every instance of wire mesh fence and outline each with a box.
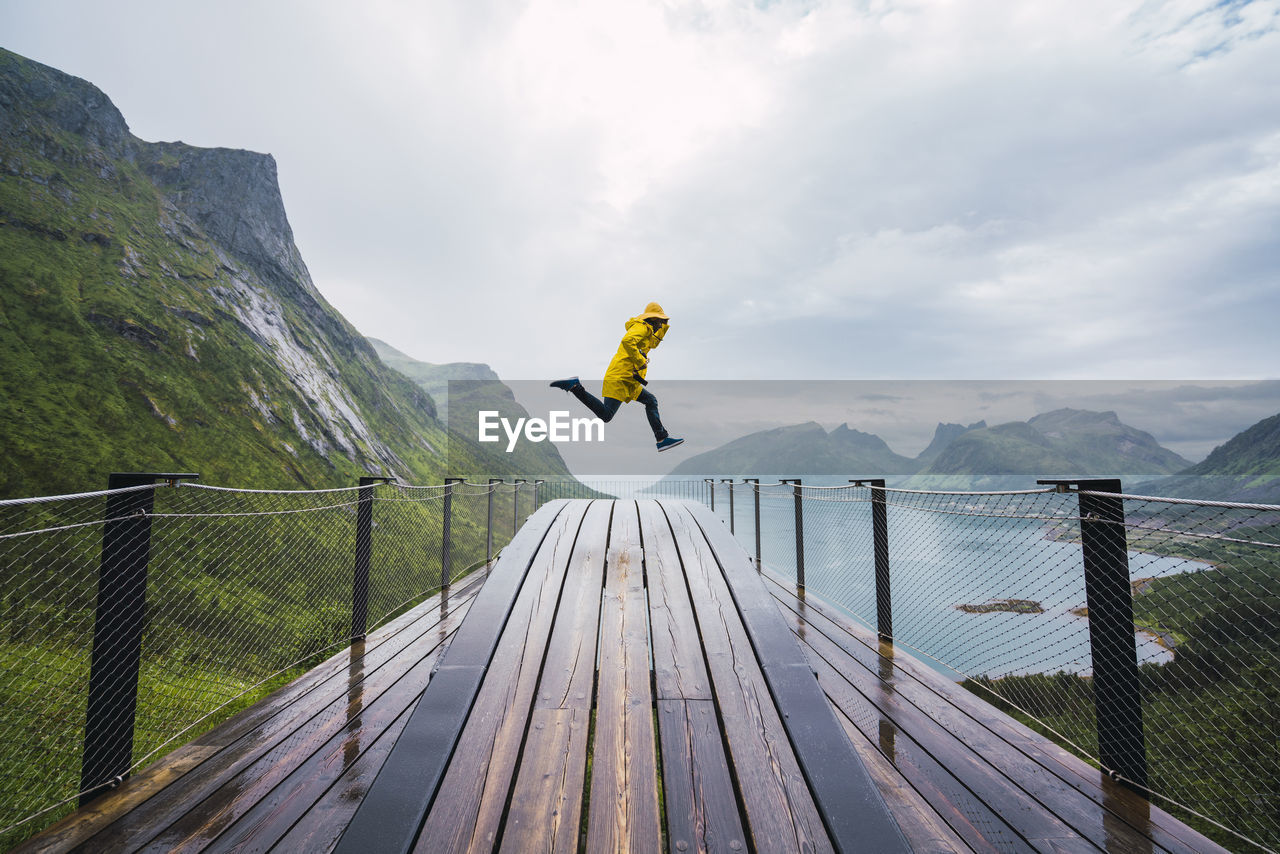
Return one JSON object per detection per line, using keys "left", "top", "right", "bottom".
{"left": 706, "top": 479, "right": 1280, "bottom": 853}
{"left": 0, "top": 476, "right": 533, "bottom": 849}
{"left": 531, "top": 476, "right": 712, "bottom": 504}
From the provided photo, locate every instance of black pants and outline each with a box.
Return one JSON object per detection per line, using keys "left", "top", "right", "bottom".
{"left": 571, "top": 385, "right": 668, "bottom": 441}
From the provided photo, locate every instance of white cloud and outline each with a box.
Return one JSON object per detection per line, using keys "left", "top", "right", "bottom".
{"left": 3, "top": 0, "right": 1278, "bottom": 382}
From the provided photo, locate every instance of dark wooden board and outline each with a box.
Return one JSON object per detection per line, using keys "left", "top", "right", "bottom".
{"left": 771, "top": 585, "right": 1093, "bottom": 851}
{"left": 586, "top": 501, "right": 662, "bottom": 853}
{"left": 133, "top": 606, "right": 473, "bottom": 852}
{"left": 499, "top": 708, "right": 590, "bottom": 853}
{"left": 414, "top": 500, "right": 590, "bottom": 852}
{"left": 638, "top": 500, "right": 712, "bottom": 701}
{"left": 686, "top": 501, "right": 909, "bottom": 853}
{"left": 662, "top": 502, "right": 833, "bottom": 854}
{"left": 25, "top": 577, "right": 483, "bottom": 853}
{"left": 827, "top": 702, "right": 974, "bottom": 854}
{"left": 266, "top": 699, "right": 416, "bottom": 854}
{"left": 332, "top": 500, "right": 569, "bottom": 854}
{"left": 534, "top": 500, "right": 613, "bottom": 710}
{"left": 657, "top": 699, "right": 748, "bottom": 854}
{"left": 763, "top": 570, "right": 1227, "bottom": 854}
{"left": 771, "top": 588, "right": 1171, "bottom": 854}
{"left": 801, "top": 631, "right": 1041, "bottom": 854}
{"left": 66, "top": 582, "right": 484, "bottom": 853}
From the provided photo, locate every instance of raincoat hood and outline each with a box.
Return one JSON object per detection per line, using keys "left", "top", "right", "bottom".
{"left": 635, "top": 302, "right": 669, "bottom": 322}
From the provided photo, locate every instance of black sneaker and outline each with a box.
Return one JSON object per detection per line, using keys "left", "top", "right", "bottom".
{"left": 656, "top": 437, "right": 685, "bottom": 452}
{"left": 549, "top": 377, "right": 581, "bottom": 391}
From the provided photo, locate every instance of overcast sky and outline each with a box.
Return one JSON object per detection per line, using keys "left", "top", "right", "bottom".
{"left": 4, "top": 1, "right": 1279, "bottom": 432}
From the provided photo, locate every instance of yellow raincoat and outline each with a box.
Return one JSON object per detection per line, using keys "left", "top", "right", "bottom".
{"left": 602, "top": 303, "right": 669, "bottom": 402}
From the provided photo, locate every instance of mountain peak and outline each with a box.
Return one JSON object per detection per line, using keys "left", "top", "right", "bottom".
{"left": 0, "top": 48, "right": 131, "bottom": 158}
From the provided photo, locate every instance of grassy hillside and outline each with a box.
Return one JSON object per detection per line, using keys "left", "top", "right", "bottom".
{"left": 1138, "top": 412, "right": 1280, "bottom": 504}
{"left": 0, "top": 48, "right": 465, "bottom": 496}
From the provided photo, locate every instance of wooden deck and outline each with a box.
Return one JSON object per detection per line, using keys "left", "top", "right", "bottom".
{"left": 21, "top": 499, "right": 1228, "bottom": 853}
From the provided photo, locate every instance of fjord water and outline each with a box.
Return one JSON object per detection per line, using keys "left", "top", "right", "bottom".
{"left": 691, "top": 476, "right": 1197, "bottom": 681}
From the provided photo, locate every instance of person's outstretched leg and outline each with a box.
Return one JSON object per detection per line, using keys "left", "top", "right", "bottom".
{"left": 638, "top": 390, "right": 684, "bottom": 452}
{"left": 636, "top": 389, "right": 668, "bottom": 440}
{"left": 555, "top": 380, "right": 622, "bottom": 422}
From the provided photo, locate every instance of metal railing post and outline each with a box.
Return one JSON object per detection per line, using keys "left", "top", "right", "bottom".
{"left": 442, "top": 478, "right": 463, "bottom": 589}
{"left": 81, "top": 472, "right": 198, "bottom": 805}
{"left": 707, "top": 479, "right": 715, "bottom": 511}
{"left": 853, "top": 479, "right": 891, "bottom": 641}
{"left": 352, "top": 476, "right": 393, "bottom": 641}
{"left": 783, "top": 478, "right": 805, "bottom": 590}
{"left": 487, "top": 478, "right": 500, "bottom": 563}
{"left": 1040, "top": 478, "right": 1146, "bottom": 790}
{"left": 723, "top": 479, "right": 735, "bottom": 533}
{"left": 745, "top": 478, "right": 761, "bottom": 568}
{"left": 533, "top": 480, "right": 543, "bottom": 511}
{"left": 513, "top": 479, "right": 525, "bottom": 534}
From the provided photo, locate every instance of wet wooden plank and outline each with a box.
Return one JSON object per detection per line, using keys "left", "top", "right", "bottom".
{"left": 829, "top": 702, "right": 974, "bottom": 854}
{"left": 203, "top": 505, "right": 584, "bottom": 854}
{"left": 23, "top": 577, "right": 483, "bottom": 854}
{"left": 764, "top": 571, "right": 1226, "bottom": 854}
{"left": 777, "top": 597, "right": 1136, "bottom": 853}
{"left": 498, "top": 501, "right": 614, "bottom": 851}
{"left": 128, "top": 605, "right": 474, "bottom": 852}
{"left": 333, "top": 500, "right": 569, "bottom": 854}
{"left": 414, "top": 501, "right": 590, "bottom": 853}
{"left": 499, "top": 708, "right": 590, "bottom": 853}
{"left": 803, "top": 637, "right": 1039, "bottom": 853}
{"left": 643, "top": 501, "right": 748, "bottom": 851}
{"left": 586, "top": 501, "right": 661, "bottom": 853}
{"left": 535, "top": 500, "right": 613, "bottom": 711}
{"left": 268, "top": 701, "right": 415, "bottom": 854}
{"left": 663, "top": 503, "right": 833, "bottom": 854}
{"left": 770, "top": 584, "right": 1083, "bottom": 850}
{"left": 657, "top": 699, "right": 748, "bottom": 854}
{"left": 62, "top": 582, "right": 484, "bottom": 853}
{"left": 687, "top": 501, "right": 909, "bottom": 853}
{"left": 638, "top": 500, "right": 712, "bottom": 701}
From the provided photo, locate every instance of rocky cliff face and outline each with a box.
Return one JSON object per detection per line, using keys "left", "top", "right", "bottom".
{"left": 0, "top": 47, "right": 452, "bottom": 494}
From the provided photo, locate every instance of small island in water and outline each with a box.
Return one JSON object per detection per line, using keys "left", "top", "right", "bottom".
{"left": 956, "top": 598, "right": 1045, "bottom": 614}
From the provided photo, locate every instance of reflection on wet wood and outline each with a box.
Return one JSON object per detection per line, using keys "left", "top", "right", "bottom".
{"left": 586, "top": 501, "right": 661, "bottom": 853}
{"left": 415, "top": 501, "right": 588, "bottom": 853}
{"left": 765, "top": 568, "right": 1229, "bottom": 854}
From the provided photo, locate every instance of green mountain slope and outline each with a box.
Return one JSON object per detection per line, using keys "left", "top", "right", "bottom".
{"left": 1138, "top": 412, "right": 1280, "bottom": 503}
{"left": 368, "top": 337, "right": 498, "bottom": 410}
{"left": 0, "top": 48, "right": 465, "bottom": 495}
{"left": 667, "top": 421, "right": 920, "bottom": 476}
{"left": 368, "top": 338, "right": 574, "bottom": 478}
{"left": 915, "top": 420, "right": 987, "bottom": 466}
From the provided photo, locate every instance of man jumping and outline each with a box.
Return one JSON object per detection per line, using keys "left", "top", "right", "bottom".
{"left": 550, "top": 302, "right": 684, "bottom": 452}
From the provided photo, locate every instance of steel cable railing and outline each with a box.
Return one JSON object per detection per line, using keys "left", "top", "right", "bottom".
{"left": 0, "top": 475, "right": 532, "bottom": 849}
{"left": 706, "top": 478, "right": 1280, "bottom": 853}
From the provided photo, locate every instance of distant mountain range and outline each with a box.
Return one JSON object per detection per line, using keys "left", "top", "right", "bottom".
{"left": 670, "top": 406, "right": 1280, "bottom": 502}
{"left": 0, "top": 48, "right": 567, "bottom": 496}
{"left": 670, "top": 408, "right": 1194, "bottom": 483}
{"left": 911, "top": 409, "right": 1193, "bottom": 489}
